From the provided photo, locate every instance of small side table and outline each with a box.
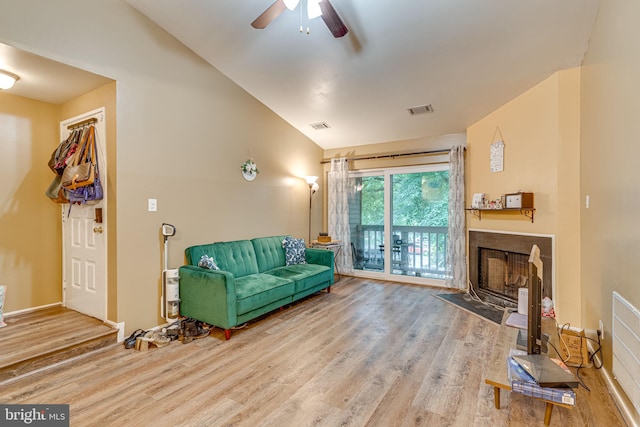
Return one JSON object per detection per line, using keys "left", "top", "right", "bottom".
{"left": 484, "top": 313, "right": 574, "bottom": 426}
{"left": 310, "top": 241, "right": 342, "bottom": 281}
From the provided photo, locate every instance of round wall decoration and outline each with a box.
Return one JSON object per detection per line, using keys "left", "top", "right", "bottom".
{"left": 241, "top": 159, "right": 259, "bottom": 181}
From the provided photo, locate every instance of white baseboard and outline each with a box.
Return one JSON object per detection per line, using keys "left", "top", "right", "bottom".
{"left": 588, "top": 340, "right": 640, "bottom": 427}
{"left": 4, "top": 302, "right": 62, "bottom": 317}
{"left": 105, "top": 320, "right": 125, "bottom": 342}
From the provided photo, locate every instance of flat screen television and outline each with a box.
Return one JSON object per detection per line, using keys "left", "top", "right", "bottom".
{"left": 513, "top": 245, "right": 579, "bottom": 388}
{"left": 516, "top": 244, "right": 546, "bottom": 354}
{"left": 526, "top": 244, "right": 543, "bottom": 354}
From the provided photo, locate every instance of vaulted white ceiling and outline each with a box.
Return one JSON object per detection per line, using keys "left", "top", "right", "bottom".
{"left": 6, "top": 1, "right": 595, "bottom": 150}
{"left": 127, "top": 0, "right": 598, "bottom": 150}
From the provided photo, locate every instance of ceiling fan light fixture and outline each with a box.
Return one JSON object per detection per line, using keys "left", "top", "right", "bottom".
{"left": 283, "top": 0, "right": 300, "bottom": 11}
{"left": 308, "top": 0, "right": 322, "bottom": 19}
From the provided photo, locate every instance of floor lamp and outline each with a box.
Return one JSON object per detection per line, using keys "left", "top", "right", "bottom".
{"left": 304, "top": 176, "right": 319, "bottom": 244}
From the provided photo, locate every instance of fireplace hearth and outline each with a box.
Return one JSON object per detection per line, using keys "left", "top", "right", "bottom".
{"left": 469, "top": 231, "right": 553, "bottom": 307}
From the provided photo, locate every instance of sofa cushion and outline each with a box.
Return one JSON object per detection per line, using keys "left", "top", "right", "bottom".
{"left": 185, "top": 240, "right": 259, "bottom": 278}
{"left": 252, "top": 236, "right": 287, "bottom": 272}
{"left": 282, "top": 236, "right": 307, "bottom": 266}
{"left": 235, "top": 274, "right": 294, "bottom": 315}
{"left": 266, "top": 264, "right": 333, "bottom": 293}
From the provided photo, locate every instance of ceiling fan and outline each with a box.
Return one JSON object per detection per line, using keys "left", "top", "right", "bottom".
{"left": 251, "top": 0, "right": 348, "bottom": 38}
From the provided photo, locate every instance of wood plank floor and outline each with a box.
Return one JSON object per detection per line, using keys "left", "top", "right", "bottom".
{"left": 0, "top": 305, "right": 117, "bottom": 382}
{"left": 0, "top": 278, "right": 626, "bottom": 426}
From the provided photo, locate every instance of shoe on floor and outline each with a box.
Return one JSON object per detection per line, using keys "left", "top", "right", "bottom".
{"left": 180, "top": 318, "right": 210, "bottom": 343}
{"left": 124, "top": 329, "right": 146, "bottom": 349}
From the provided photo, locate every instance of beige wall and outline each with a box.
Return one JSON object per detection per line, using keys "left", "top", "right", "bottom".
{"left": 0, "top": 1, "right": 323, "bottom": 333}
{"left": 0, "top": 93, "right": 61, "bottom": 311}
{"left": 581, "top": 0, "right": 640, "bottom": 371}
{"left": 466, "top": 68, "right": 582, "bottom": 326}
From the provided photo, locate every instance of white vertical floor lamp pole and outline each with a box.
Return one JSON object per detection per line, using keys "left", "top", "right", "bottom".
{"left": 304, "top": 176, "right": 319, "bottom": 244}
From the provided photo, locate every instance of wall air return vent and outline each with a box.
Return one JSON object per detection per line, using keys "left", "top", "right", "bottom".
{"left": 407, "top": 104, "right": 434, "bottom": 115}
{"left": 310, "top": 122, "right": 331, "bottom": 130}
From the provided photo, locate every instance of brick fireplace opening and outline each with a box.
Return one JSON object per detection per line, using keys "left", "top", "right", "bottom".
{"left": 469, "top": 230, "right": 553, "bottom": 306}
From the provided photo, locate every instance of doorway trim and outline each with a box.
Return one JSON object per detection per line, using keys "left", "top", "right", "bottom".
{"left": 60, "top": 107, "right": 108, "bottom": 320}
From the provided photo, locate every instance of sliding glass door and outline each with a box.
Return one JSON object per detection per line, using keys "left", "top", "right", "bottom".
{"left": 349, "top": 174, "right": 385, "bottom": 272}
{"left": 390, "top": 170, "right": 449, "bottom": 279}
{"left": 348, "top": 165, "right": 449, "bottom": 283}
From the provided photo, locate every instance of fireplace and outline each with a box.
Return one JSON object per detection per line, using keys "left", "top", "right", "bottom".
{"left": 469, "top": 230, "right": 553, "bottom": 306}
{"left": 479, "top": 248, "right": 529, "bottom": 301}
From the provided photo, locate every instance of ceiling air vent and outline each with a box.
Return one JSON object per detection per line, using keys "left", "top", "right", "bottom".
{"left": 407, "top": 104, "right": 434, "bottom": 116}
{"left": 310, "top": 122, "right": 331, "bottom": 130}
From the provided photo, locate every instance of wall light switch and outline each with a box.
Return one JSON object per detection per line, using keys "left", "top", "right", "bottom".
{"left": 585, "top": 195, "right": 590, "bottom": 209}
{"left": 148, "top": 198, "right": 157, "bottom": 212}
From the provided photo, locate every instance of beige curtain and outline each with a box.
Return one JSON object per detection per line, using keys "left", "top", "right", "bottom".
{"left": 445, "top": 145, "right": 466, "bottom": 289}
{"left": 328, "top": 158, "right": 353, "bottom": 274}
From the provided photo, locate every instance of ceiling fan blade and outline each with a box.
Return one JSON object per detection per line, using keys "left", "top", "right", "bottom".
{"left": 251, "top": 0, "right": 287, "bottom": 29}
{"left": 319, "top": 0, "right": 348, "bottom": 38}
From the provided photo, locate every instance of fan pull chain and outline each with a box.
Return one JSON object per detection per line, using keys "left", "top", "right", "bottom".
{"left": 300, "top": 0, "right": 303, "bottom": 33}
{"left": 299, "top": 0, "right": 310, "bottom": 34}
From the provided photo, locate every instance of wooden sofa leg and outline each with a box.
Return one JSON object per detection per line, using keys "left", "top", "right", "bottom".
{"left": 327, "top": 286, "right": 331, "bottom": 293}
{"left": 224, "top": 329, "right": 231, "bottom": 340}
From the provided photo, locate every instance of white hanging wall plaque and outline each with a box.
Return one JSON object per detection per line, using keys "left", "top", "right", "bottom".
{"left": 490, "top": 140, "right": 504, "bottom": 172}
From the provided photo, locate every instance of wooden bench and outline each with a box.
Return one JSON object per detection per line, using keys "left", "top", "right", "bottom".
{"left": 484, "top": 312, "right": 573, "bottom": 426}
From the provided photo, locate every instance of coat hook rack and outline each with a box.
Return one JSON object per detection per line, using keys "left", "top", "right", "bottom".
{"left": 67, "top": 117, "right": 97, "bottom": 130}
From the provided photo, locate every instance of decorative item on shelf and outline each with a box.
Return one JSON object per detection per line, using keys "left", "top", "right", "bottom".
{"left": 472, "top": 193, "right": 486, "bottom": 209}
{"left": 505, "top": 192, "right": 534, "bottom": 209}
{"left": 241, "top": 158, "right": 259, "bottom": 181}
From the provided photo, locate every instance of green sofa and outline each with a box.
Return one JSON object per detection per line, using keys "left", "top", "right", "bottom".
{"left": 178, "top": 236, "right": 334, "bottom": 340}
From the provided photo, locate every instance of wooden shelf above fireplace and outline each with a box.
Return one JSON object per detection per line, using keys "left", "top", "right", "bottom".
{"left": 465, "top": 207, "right": 535, "bottom": 223}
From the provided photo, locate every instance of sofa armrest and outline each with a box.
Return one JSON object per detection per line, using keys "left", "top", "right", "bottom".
{"left": 178, "top": 265, "right": 238, "bottom": 329}
{"left": 305, "top": 247, "right": 334, "bottom": 272}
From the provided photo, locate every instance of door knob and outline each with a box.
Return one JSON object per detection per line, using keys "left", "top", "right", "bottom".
{"left": 93, "top": 226, "right": 103, "bottom": 233}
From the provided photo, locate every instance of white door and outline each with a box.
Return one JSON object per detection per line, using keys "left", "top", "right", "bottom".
{"left": 61, "top": 108, "right": 107, "bottom": 320}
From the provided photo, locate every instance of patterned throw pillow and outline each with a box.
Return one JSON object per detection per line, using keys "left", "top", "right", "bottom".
{"left": 198, "top": 254, "right": 220, "bottom": 270}
{"left": 282, "top": 237, "right": 307, "bottom": 266}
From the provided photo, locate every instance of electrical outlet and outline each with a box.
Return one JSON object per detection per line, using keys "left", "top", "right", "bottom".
{"left": 599, "top": 319, "right": 604, "bottom": 339}
{"left": 148, "top": 198, "right": 157, "bottom": 212}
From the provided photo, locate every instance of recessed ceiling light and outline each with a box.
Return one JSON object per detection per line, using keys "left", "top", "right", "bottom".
{"left": 407, "top": 104, "right": 434, "bottom": 115}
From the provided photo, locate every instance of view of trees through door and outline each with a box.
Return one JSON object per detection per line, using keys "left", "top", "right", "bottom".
{"left": 349, "top": 165, "right": 449, "bottom": 281}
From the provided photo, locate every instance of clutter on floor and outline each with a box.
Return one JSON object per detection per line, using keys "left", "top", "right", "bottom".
{"left": 123, "top": 318, "right": 211, "bottom": 351}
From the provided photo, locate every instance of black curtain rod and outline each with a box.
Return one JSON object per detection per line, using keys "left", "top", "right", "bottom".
{"left": 320, "top": 148, "right": 455, "bottom": 164}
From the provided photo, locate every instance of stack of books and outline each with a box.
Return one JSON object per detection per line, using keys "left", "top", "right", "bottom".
{"left": 507, "top": 350, "right": 576, "bottom": 406}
